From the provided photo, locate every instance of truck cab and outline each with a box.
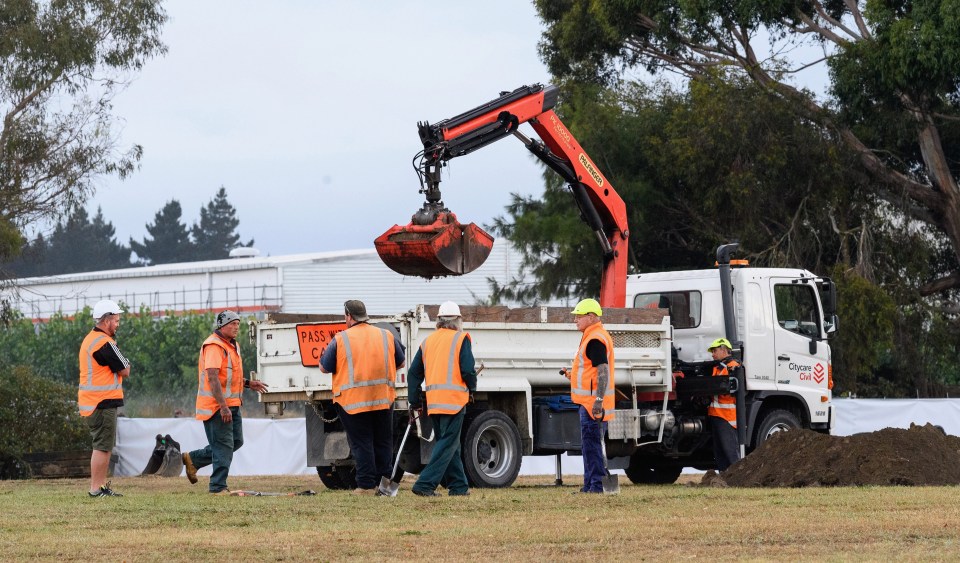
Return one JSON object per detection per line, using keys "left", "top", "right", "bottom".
{"left": 625, "top": 265, "right": 835, "bottom": 451}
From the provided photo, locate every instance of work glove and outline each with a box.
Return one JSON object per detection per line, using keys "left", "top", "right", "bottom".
{"left": 468, "top": 392, "right": 476, "bottom": 404}
{"left": 592, "top": 398, "right": 604, "bottom": 418}
{"left": 409, "top": 405, "right": 423, "bottom": 424}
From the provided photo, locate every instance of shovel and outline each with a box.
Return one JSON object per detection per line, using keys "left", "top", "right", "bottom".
{"left": 377, "top": 421, "right": 413, "bottom": 497}
{"left": 597, "top": 410, "right": 620, "bottom": 495}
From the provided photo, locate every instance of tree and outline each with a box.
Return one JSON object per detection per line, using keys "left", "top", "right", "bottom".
{"left": 131, "top": 200, "right": 194, "bottom": 265}
{"left": 41, "top": 207, "right": 131, "bottom": 275}
{"left": 535, "top": 0, "right": 960, "bottom": 301}
{"left": 0, "top": 0, "right": 168, "bottom": 266}
{"left": 190, "top": 187, "right": 253, "bottom": 261}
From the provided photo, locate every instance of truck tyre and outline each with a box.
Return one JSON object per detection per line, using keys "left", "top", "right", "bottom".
{"left": 462, "top": 410, "right": 522, "bottom": 488}
{"left": 316, "top": 465, "right": 356, "bottom": 490}
{"left": 753, "top": 409, "right": 801, "bottom": 448}
{"left": 625, "top": 454, "right": 683, "bottom": 485}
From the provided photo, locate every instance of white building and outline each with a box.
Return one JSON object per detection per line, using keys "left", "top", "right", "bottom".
{"left": 4, "top": 244, "right": 548, "bottom": 320}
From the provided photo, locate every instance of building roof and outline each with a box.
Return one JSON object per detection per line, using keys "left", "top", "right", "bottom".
{"left": 13, "top": 249, "right": 377, "bottom": 286}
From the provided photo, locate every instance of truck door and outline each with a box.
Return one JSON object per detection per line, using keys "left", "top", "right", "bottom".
{"left": 770, "top": 279, "right": 830, "bottom": 393}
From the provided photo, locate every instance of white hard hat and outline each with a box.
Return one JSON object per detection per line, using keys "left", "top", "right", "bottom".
{"left": 92, "top": 300, "right": 122, "bottom": 320}
{"left": 438, "top": 301, "right": 461, "bottom": 318}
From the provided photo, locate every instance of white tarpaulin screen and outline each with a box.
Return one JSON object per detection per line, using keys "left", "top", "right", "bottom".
{"left": 115, "top": 417, "right": 314, "bottom": 477}
{"left": 114, "top": 399, "right": 960, "bottom": 477}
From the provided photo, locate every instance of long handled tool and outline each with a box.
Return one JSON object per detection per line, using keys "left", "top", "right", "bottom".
{"left": 230, "top": 490, "right": 317, "bottom": 497}
{"left": 378, "top": 421, "right": 413, "bottom": 497}
{"left": 597, "top": 410, "right": 620, "bottom": 495}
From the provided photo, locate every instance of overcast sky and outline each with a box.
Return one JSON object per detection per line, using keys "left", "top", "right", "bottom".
{"left": 88, "top": 1, "right": 553, "bottom": 257}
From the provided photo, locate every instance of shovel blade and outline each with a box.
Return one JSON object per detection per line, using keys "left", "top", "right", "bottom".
{"left": 601, "top": 474, "right": 620, "bottom": 495}
{"left": 377, "top": 476, "right": 400, "bottom": 497}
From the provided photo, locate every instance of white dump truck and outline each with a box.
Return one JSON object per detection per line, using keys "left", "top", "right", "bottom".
{"left": 253, "top": 84, "right": 838, "bottom": 488}
{"left": 253, "top": 260, "right": 836, "bottom": 488}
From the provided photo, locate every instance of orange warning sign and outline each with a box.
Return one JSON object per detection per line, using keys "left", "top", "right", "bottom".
{"left": 295, "top": 323, "right": 347, "bottom": 367}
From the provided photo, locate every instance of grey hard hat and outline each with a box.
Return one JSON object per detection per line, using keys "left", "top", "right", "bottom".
{"left": 216, "top": 310, "right": 241, "bottom": 328}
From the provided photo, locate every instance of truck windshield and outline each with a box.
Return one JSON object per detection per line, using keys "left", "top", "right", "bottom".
{"left": 774, "top": 284, "right": 821, "bottom": 337}
{"left": 633, "top": 291, "right": 701, "bottom": 329}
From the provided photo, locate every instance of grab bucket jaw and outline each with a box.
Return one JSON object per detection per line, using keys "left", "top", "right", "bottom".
{"left": 374, "top": 212, "right": 494, "bottom": 278}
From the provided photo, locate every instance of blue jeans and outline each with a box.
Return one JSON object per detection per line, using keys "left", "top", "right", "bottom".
{"left": 189, "top": 406, "right": 244, "bottom": 492}
{"left": 413, "top": 409, "right": 468, "bottom": 495}
{"left": 335, "top": 404, "right": 393, "bottom": 490}
{"left": 579, "top": 406, "right": 607, "bottom": 493}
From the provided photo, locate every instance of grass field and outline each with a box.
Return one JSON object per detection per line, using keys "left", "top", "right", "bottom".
{"left": 2, "top": 474, "right": 959, "bottom": 561}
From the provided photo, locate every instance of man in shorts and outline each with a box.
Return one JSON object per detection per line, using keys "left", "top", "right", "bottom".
{"left": 78, "top": 300, "right": 131, "bottom": 497}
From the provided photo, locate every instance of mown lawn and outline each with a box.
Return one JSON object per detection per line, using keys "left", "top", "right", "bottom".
{"left": 1, "top": 474, "right": 958, "bottom": 561}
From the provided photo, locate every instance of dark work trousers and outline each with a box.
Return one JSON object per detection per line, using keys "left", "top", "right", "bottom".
{"left": 579, "top": 406, "right": 608, "bottom": 493}
{"left": 709, "top": 415, "right": 741, "bottom": 472}
{"left": 335, "top": 403, "right": 393, "bottom": 490}
{"left": 189, "top": 406, "right": 244, "bottom": 493}
{"left": 412, "top": 409, "right": 468, "bottom": 495}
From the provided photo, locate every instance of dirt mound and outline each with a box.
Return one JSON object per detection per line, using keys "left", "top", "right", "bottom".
{"left": 722, "top": 423, "right": 960, "bottom": 487}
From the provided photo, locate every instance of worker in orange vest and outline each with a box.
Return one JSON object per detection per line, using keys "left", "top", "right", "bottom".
{"left": 561, "top": 298, "right": 615, "bottom": 494}
{"left": 407, "top": 301, "right": 477, "bottom": 497}
{"left": 319, "top": 300, "right": 406, "bottom": 494}
{"left": 707, "top": 338, "right": 741, "bottom": 471}
{"left": 182, "top": 310, "right": 268, "bottom": 494}
{"left": 78, "top": 300, "right": 131, "bottom": 497}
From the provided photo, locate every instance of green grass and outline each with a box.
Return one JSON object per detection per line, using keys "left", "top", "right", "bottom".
{"left": 1, "top": 475, "right": 958, "bottom": 561}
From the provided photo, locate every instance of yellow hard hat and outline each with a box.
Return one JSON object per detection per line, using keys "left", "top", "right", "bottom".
{"left": 707, "top": 338, "right": 733, "bottom": 352}
{"left": 571, "top": 298, "right": 602, "bottom": 316}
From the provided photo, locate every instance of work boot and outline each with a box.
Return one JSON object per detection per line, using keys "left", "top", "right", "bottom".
{"left": 182, "top": 452, "right": 198, "bottom": 484}
{"left": 210, "top": 489, "right": 232, "bottom": 496}
{"left": 89, "top": 481, "right": 123, "bottom": 497}
{"left": 352, "top": 488, "right": 377, "bottom": 496}
{"left": 448, "top": 490, "right": 470, "bottom": 496}
{"left": 412, "top": 489, "right": 441, "bottom": 497}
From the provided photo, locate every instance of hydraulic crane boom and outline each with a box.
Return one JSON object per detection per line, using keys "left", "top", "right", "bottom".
{"left": 375, "top": 84, "right": 630, "bottom": 307}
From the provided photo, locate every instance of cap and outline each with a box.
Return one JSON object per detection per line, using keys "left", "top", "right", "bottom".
{"left": 92, "top": 300, "right": 121, "bottom": 320}
{"left": 707, "top": 338, "right": 733, "bottom": 352}
{"left": 438, "top": 301, "right": 461, "bottom": 318}
{"left": 571, "top": 298, "right": 602, "bottom": 316}
{"left": 344, "top": 300, "right": 369, "bottom": 322}
{"left": 216, "top": 310, "right": 241, "bottom": 328}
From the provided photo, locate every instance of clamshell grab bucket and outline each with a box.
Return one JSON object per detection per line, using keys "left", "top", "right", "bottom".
{"left": 374, "top": 212, "right": 494, "bottom": 278}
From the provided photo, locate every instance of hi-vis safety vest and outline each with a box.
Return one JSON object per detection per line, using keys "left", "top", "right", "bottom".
{"left": 78, "top": 330, "right": 124, "bottom": 416}
{"left": 570, "top": 322, "right": 615, "bottom": 421}
{"left": 333, "top": 323, "right": 397, "bottom": 414}
{"left": 421, "top": 328, "right": 471, "bottom": 415}
{"left": 709, "top": 358, "right": 740, "bottom": 427}
{"left": 195, "top": 333, "right": 244, "bottom": 420}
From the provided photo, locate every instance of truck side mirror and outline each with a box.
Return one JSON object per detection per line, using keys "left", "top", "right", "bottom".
{"left": 818, "top": 278, "right": 837, "bottom": 316}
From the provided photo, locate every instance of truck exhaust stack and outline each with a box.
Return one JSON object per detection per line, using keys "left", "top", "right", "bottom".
{"left": 374, "top": 211, "right": 494, "bottom": 277}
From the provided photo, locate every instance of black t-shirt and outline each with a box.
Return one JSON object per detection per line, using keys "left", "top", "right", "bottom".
{"left": 586, "top": 339, "right": 607, "bottom": 366}
{"left": 91, "top": 327, "right": 130, "bottom": 410}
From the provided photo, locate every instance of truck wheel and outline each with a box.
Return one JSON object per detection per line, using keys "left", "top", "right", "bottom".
{"left": 753, "top": 409, "right": 801, "bottom": 448}
{"left": 625, "top": 455, "right": 683, "bottom": 485}
{"left": 462, "top": 410, "right": 522, "bottom": 488}
{"left": 316, "top": 465, "right": 356, "bottom": 490}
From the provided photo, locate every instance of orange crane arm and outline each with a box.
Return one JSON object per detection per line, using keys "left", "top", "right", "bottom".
{"left": 379, "top": 84, "right": 629, "bottom": 307}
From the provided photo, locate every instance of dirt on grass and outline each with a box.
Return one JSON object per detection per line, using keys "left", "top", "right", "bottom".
{"left": 714, "top": 423, "right": 960, "bottom": 487}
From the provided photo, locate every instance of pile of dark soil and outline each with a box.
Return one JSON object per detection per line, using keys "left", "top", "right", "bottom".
{"left": 721, "top": 423, "right": 960, "bottom": 487}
